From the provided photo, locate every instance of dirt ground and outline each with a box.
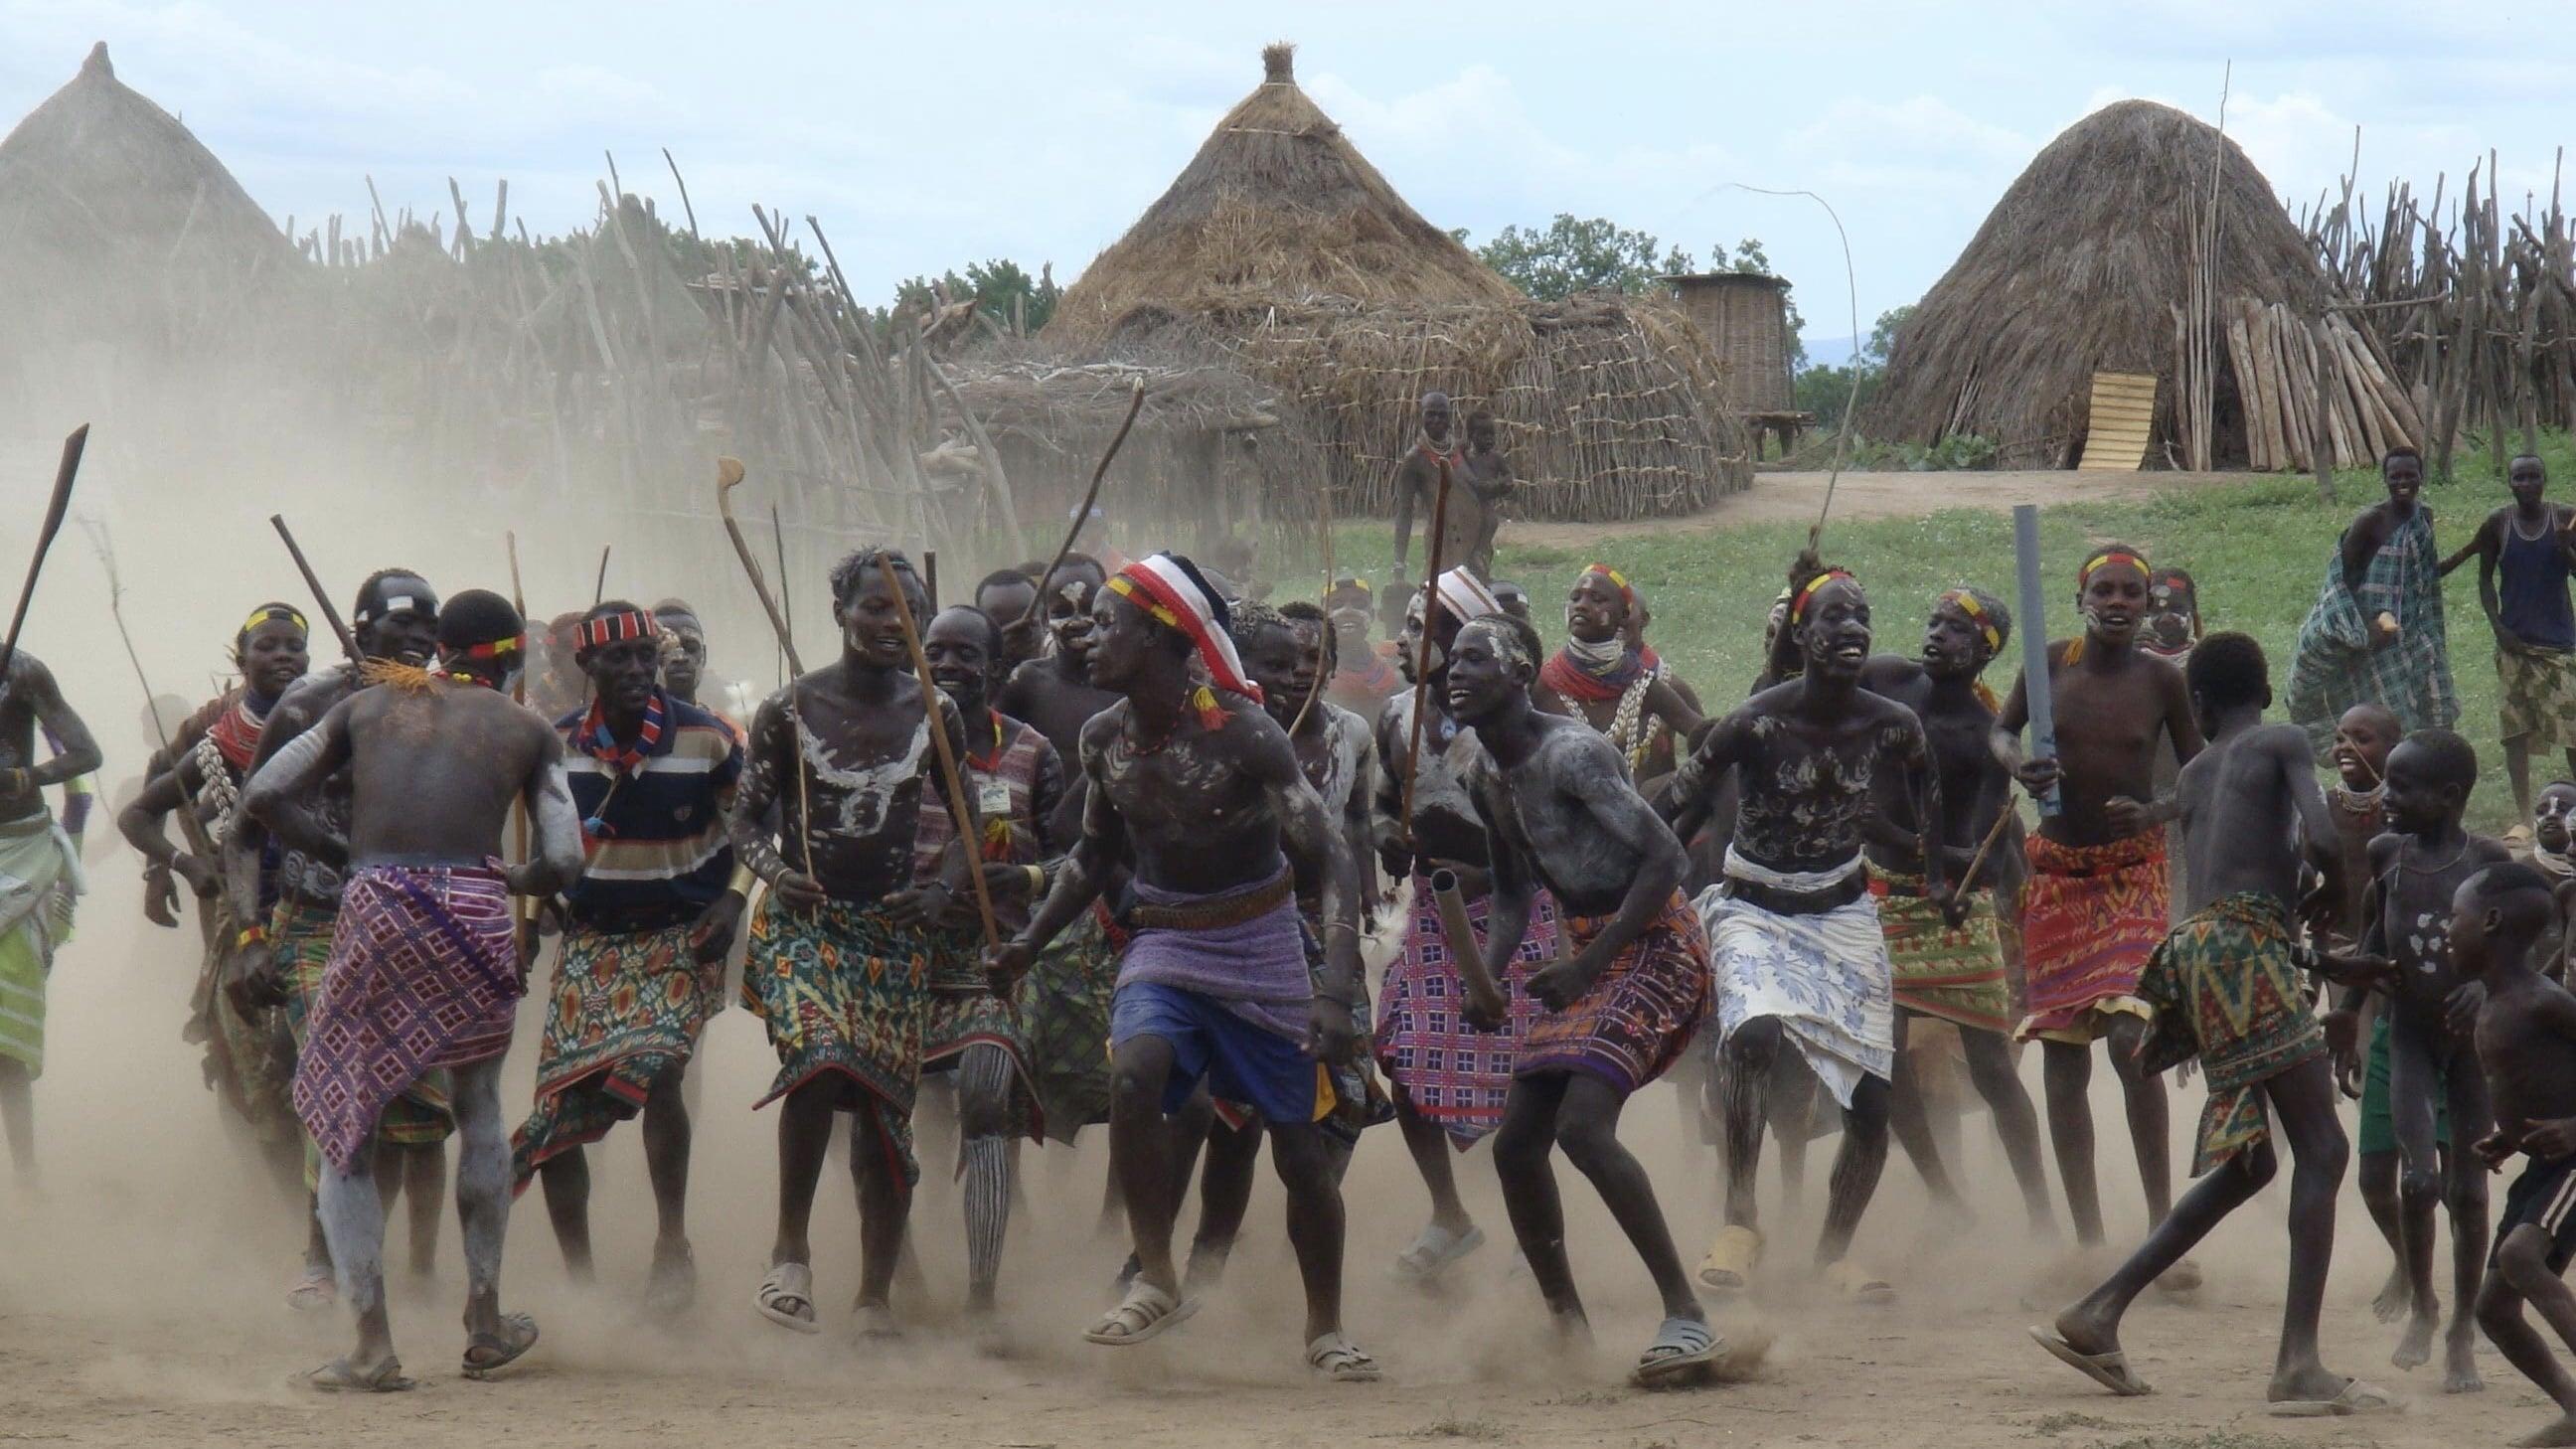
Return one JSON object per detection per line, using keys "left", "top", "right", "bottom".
{"left": 2, "top": 877, "right": 2560, "bottom": 1449}
{"left": 1506, "top": 467, "right": 2248, "bottom": 548}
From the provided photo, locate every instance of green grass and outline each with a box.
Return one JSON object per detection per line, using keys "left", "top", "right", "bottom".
{"left": 1280, "top": 429, "right": 2576, "bottom": 834}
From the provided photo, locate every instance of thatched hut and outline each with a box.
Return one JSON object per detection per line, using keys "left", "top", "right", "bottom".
{"left": 0, "top": 43, "right": 299, "bottom": 352}
{"left": 1867, "top": 99, "right": 2415, "bottom": 471}
{"left": 1046, "top": 44, "right": 1747, "bottom": 522}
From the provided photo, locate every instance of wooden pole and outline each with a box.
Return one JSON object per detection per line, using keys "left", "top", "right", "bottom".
{"left": 1, "top": 425, "right": 88, "bottom": 685}
{"left": 877, "top": 560, "right": 1002, "bottom": 952}
{"left": 268, "top": 515, "right": 362, "bottom": 664}
{"left": 2012, "top": 504, "right": 2061, "bottom": 818}
{"left": 1398, "top": 456, "right": 1455, "bottom": 844}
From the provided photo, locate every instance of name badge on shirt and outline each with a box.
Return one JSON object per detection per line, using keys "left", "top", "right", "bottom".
{"left": 978, "top": 779, "right": 1013, "bottom": 819}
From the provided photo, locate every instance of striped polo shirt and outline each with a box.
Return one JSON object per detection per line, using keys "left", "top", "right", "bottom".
{"left": 557, "top": 692, "right": 743, "bottom": 934}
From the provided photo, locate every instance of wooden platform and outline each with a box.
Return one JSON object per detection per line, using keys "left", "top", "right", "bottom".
{"left": 2077, "top": 372, "right": 2158, "bottom": 471}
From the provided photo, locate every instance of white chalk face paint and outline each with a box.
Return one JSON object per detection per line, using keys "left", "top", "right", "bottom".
{"left": 801, "top": 715, "right": 932, "bottom": 840}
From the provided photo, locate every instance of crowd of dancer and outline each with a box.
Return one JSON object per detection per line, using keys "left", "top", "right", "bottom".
{"left": 14, "top": 408, "right": 2576, "bottom": 1442}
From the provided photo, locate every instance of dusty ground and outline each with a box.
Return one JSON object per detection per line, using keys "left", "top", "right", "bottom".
{"left": 1, "top": 878, "right": 2558, "bottom": 1449}
{"left": 1507, "top": 467, "right": 2250, "bottom": 548}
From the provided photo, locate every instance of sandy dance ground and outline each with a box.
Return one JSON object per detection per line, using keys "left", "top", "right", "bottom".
{"left": 0, "top": 867, "right": 2558, "bottom": 1449}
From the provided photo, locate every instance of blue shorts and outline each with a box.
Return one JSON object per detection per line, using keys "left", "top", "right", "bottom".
{"left": 1109, "top": 980, "right": 1320, "bottom": 1127}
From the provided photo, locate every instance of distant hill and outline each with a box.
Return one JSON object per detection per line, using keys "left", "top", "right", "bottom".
{"left": 1801, "top": 332, "right": 1858, "bottom": 370}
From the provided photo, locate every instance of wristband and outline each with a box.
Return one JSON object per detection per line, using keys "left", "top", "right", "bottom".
{"left": 235, "top": 925, "right": 267, "bottom": 950}
{"left": 1024, "top": 865, "right": 1046, "bottom": 897}
{"left": 727, "top": 863, "right": 757, "bottom": 896}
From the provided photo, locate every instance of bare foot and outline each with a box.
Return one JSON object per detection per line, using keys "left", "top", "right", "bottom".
{"left": 2446, "top": 1336, "right": 2486, "bottom": 1394}
{"left": 2513, "top": 1415, "right": 2576, "bottom": 1448}
{"left": 2393, "top": 1310, "right": 2437, "bottom": 1370}
{"left": 2370, "top": 1267, "right": 2411, "bottom": 1324}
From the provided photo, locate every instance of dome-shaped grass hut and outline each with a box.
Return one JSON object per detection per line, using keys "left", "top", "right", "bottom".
{"left": 1046, "top": 43, "right": 1748, "bottom": 522}
{"left": 0, "top": 43, "right": 300, "bottom": 354}
{"left": 1867, "top": 99, "right": 2416, "bottom": 471}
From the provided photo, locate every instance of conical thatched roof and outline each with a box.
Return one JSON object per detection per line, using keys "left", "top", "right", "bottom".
{"left": 1867, "top": 99, "right": 2345, "bottom": 469}
{"left": 1046, "top": 43, "right": 1517, "bottom": 344}
{"left": 0, "top": 43, "right": 297, "bottom": 332}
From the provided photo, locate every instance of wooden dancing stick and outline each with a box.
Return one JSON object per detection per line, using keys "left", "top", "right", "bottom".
{"left": 268, "top": 514, "right": 363, "bottom": 664}
{"left": 1397, "top": 454, "right": 1455, "bottom": 845}
{"left": 2011, "top": 504, "right": 2062, "bottom": 818}
{"left": 504, "top": 532, "right": 534, "bottom": 924}
{"left": 591, "top": 545, "right": 612, "bottom": 608}
{"left": 878, "top": 558, "right": 1003, "bottom": 953}
{"left": 1953, "top": 800, "right": 2017, "bottom": 897}
{"left": 1031, "top": 377, "right": 1145, "bottom": 613}
{"left": 1, "top": 425, "right": 87, "bottom": 687}
{"left": 715, "top": 457, "right": 816, "bottom": 881}
{"left": 1287, "top": 444, "right": 1335, "bottom": 739}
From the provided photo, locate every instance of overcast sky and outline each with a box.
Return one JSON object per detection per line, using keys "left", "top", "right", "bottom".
{"left": 3, "top": 1, "right": 2565, "bottom": 353}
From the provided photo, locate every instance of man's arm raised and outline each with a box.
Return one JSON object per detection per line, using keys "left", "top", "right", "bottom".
{"left": 16, "top": 657, "right": 98, "bottom": 786}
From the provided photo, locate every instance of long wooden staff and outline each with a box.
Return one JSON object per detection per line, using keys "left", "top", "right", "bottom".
{"left": 1030, "top": 378, "right": 1145, "bottom": 613}
{"left": 505, "top": 533, "right": 535, "bottom": 928}
{"left": 0, "top": 425, "right": 88, "bottom": 686}
{"left": 1953, "top": 800, "right": 2016, "bottom": 896}
{"left": 769, "top": 502, "right": 792, "bottom": 689}
{"left": 591, "top": 545, "right": 612, "bottom": 607}
{"left": 81, "top": 521, "right": 211, "bottom": 859}
{"left": 268, "top": 514, "right": 362, "bottom": 663}
{"left": 715, "top": 458, "right": 815, "bottom": 881}
{"left": 1287, "top": 448, "right": 1335, "bottom": 738}
{"left": 1397, "top": 454, "right": 1455, "bottom": 845}
{"left": 878, "top": 561, "right": 1002, "bottom": 952}
{"left": 2011, "top": 504, "right": 2061, "bottom": 817}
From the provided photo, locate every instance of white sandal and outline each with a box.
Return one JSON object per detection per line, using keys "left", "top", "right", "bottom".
{"left": 755, "top": 1261, "right": 821, "bottom": 1335}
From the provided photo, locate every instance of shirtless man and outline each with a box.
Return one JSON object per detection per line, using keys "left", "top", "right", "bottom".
{"left": 2462, "top": 863, "right": 2576, "bottom": 1446}
{"left": 1392, "top": 393, "right": 1486, "bottom": 583}
{"left": 1373, "top": 568, "right": 1559, "bottom": 1285}
{"left": 245, "top": 588, "right": 581, "bottom": 1390}
{"left": 2031, "top": 631, "right": 2387, "bottom": 1415}
{"left": 1856, "top": 587, "right": 2052, "bottom": 1232}
{"left": 728, "top": 549, "right": 978, "bottom": 1339}
{"left": 1166, "top": 599, "right": 1384, "bottom": 1284}
{"left": 1673, "top": 567, "right": 1940, "bottom": 1302}
{"left": 1459, "top": 409, "right": 1517, "bottom": 578}
{"left": 1998, "top": 545, "right": 2202, "bottom": 1260}
{"left": 2367, "top": 727, "right": 2511, "bottom": 1391}
{"left": 974, "top": 568, "right": 1042, "bottom": 675}
{"left": 996, "top": 554, "right": 1116, "bottom": 774}
{"left": 1536, "top": 564, "right": 1700, "bottom": 784}
{"left": 227, "top": 570, "right": 454, "bottom": 1304}
{"left": 1446, "top": 610, "right": 1718, "bottom": 1384}
{"left": 650, "top": 599, "right": 733, "bottom": 724}
{"left": 2448, "top": 455, "right": 2576, "bottom": 820}
{"left": 984, "top": 553, "right": 1376, "bottom": 1380}
{"left": 0, "top": 645, "right": 99, "bottom": 1181}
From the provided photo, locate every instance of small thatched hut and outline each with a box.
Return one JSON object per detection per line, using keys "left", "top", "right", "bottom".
{"left": 0, "top": 43, "right": 299, "bottom": 351}
{"left": 1047, "top": 44, "right": 1747, "bottom": 522}
{"left": 1868, "top": 99, "right": 2415, "bottom": 471}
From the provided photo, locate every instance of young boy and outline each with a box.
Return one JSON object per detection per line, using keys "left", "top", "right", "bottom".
{"left": 2030, "top": 632, "right": 2388, "bottom": 1414}
{"left": 2369, "top": 727, "right": 2512, "bottom": 1390}
{"left": 2462, "top": 862, "right": 2576, "bottom": 1447}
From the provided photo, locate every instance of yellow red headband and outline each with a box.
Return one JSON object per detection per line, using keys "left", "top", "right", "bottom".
{"left": 1939, "top": 589, "right": 2001, "bottom": 653}
{"left": 1792, "top": 569, "right": 1855, "bottom": 625}
{"left": 240, "top": 604, "right": 308, "bottom": 638}
{"left": 2078, "top": 550, "right": 2148, "bottom": 588}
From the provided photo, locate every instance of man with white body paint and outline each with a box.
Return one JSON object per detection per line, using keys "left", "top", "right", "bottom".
{"left": 726, "top": 549, "right": 982, "bottom": 1339}
{"left": 244, "top": 588, "right": 583, "bottom": 1391}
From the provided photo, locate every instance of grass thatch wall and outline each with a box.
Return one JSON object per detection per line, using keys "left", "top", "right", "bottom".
{"left": 1866, "top": 99, "right": 2342, "bottom": 469}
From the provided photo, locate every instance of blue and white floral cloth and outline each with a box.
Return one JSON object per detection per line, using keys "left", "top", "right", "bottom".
{"left": 1697, "top": 850, "right": 1893, "bottom": 1109}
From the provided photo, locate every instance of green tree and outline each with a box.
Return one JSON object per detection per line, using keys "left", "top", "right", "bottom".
{"left": 1793, "top": 303, "right": 1915, "bottom": 421}
{"left": 889, "top": 258, "right": 1060, "bottom": 335}
{"left": 1864, "top": 302, "right": 1913, "bottom": 365}
{"left": 1461, "top": 215, "right": 1695, "bottom": 301}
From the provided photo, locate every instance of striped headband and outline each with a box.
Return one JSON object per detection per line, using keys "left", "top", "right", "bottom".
{"left": 1106, "top": 553, "right": 1264, "bottom": 724}
{"left": 2078, "top": 550, "right": 2148, "bottom": 587}
{"left": 572, "top": 610, "right": 659, "bottom": 653}
{"left": 239, "top": 604, "right": 307, "bottom": 637}
{"left": 1791, "top": 569, "right": 1855, "bottom": 624}
{"left": 1431, "top": 566, "right": 1501, "bottom": 626}
{"left": 1579, "top": 563, "right": 1635, "bottom": 608}
{"left": 455, "top": 634, "right": 524, "bottom": 660}
{"left": 1939, "top": 589, "right": 2001, "bottom": 652}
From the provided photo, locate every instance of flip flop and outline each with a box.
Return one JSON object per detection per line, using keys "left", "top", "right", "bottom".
{"left": 1632, "top": 1315, "right": 1724, "bottom": 1388}
{"left": 1825, "top": 1260, "right": 1897, "bottom": 1306}
{"left": 1084, "top": 1280, "right": 1195, "bottom": 1347}
{"left": 460, "top": 1312, "right": 540, "bottom": 1380}
{"left": 854, "top": 1303, "right": 903, "bottom": 1341}
{"left": 756, "top": 1261, "right": 821, "bottom": 1335}
{"left": 1305, "top": 1332, "right": 1383, "bottom": 1383}
{"left": 286, "top": 1267, "right": 337, "bottom": 1313}
{"left": 2269, "top": 1378, "right": 2401, "bottom": 1417}
{"left": 1696, "top": 1224, "right": 1762, "bottom": 1294}
{"left": 2028, "top": 1325, "right": 2153, "bottom": 1396}
{"left": 1389, "top": 1222, "right": 1486, "bottom": 1285}
{"left": 304, "top": 1357, "right": 414, "bottom": 1393}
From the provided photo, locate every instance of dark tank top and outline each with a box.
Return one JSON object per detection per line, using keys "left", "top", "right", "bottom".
{"left": 2500, "top": 512, "right": 2576, "bottom": 652}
